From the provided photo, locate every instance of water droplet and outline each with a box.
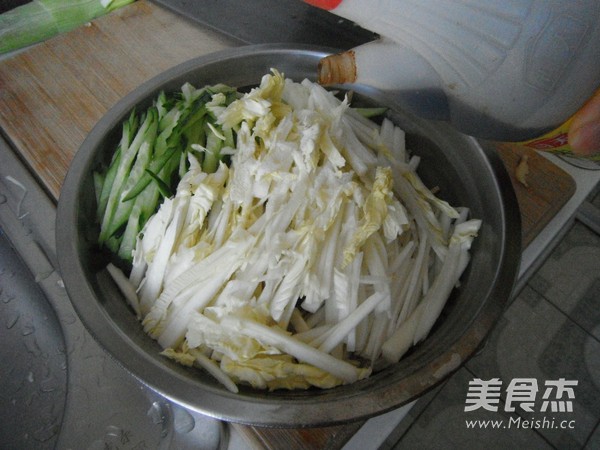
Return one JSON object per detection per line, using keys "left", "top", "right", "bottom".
{"left": 173, "top": 407, "right": 195, "bottom": 434}
{"left": 147, "top": 401, "right": 171, "bottom": 438}
{"left": 21, "top": 321, "right": 35, "bottom": 336}
{"left": 5, "top": 311, "right": 19, "bottom": 328}
{"left": 25, "top": 336, "right": 41, "bottom": 356}
{"left": 26, "top": 371, "right": 34, "bottom": 383}
{"left": 147, "top": 402, "right": 167, "bottom": 426}
{"left": 105, "top": 425, "right": 121, "bottom": 439}
{"left": 32, "top": 423, "right": 60, "bottom": 443}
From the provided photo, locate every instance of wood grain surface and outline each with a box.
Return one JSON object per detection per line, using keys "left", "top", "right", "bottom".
{"left": 0, "top": 0, "right": 234, "bottom": 200}
{"left": 0, "top": 2, "right": 576, "bottom": 449}
{"left": 494, "top": 143, "right": 576, "bottom": 248}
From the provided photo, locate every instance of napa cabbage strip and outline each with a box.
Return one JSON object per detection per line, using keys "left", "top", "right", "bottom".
{"left": 105, "top": 70, "right": 480, "bottom": 391}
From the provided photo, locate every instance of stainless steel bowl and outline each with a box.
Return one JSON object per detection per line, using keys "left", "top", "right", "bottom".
{"left": 56, "top": 44, "right": 521, "bottom": 427}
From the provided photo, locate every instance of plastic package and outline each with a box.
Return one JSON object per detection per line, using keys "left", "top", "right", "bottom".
{"left": 306, "top": 0, "right": 600, "bottom": 155}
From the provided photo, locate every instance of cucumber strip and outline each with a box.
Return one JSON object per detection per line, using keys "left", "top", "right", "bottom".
{"left": 99, "top": 108, "right": 157, "bottom": 244}
{"left": 178, "top": 149, "right": 188, "bottom": 179}
{"left": 353, "top": 107, "right": 388, "bottom": 118}
{"left": 120, "top": 118, "right": 157, "bottom": 195}
{"left": 156, "top": 91, "right": 174, "bottom": 122}
{"left": 183, "top": 114, "right": 206, "bottom": 160}
{"left": 126, "top": 109, "right": 140, "bottom": 143}
{"left": 118, "top": 183, "right": 160, "bottom": 262}
{"left": 96, "top": 146, "right": 122, "bottom": 219}
{"left": 104, "top": 235, "right": 121, "bottom": 254}
{"left": 223, "top": 126, "right": 235, "bottom": 148}
{"left": 145, "top": 169, "right": 173, "bottom": 199}
{"left": 180, "top": 103, "right": 209, "bottom": 134}
{"left": 117, "top": 206, "right": 141, "bottom": 262}
{"left": 106, "top": 139, "right": 153, "bottom": 239}
{"left": 142, "top": 152, "right": 179, "bottom": 224}
{"left": 97, "top": 81, "right": 241, "bottom": 262}
{"left": 93, "top": 171, "right": 104, "bottom": 210}
{"left": 107, "top": 108, "right": 159, "bottom": 237}
{"left": 156, "top": 106, "right": 182, "bottom": 150}
{"left": 118, "top": 149, "right": 180, "bottom": 262}
{"left": 136, "top": 98, "right": 208, "bottom": 191}
{"left": 121, "top": 145, "right": 177, "bottom": 202}
{"left": 202, "top": 121, "right": 225, "bottom": 173}
{"left": 159, "top": 146, "right": 185, "bottom": 199}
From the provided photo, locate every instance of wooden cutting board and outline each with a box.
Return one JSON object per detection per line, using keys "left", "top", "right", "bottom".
{"left": 493, "top": 142, "right": 576, "bottom": 248}
{"left": 0, "top": 0, "right": 234, "bottom": 200}
{"left": 0, "top": 1, "right": 576, "bottom": 448}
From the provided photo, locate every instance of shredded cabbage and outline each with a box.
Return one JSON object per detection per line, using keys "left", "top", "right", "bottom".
{"left": 107, "top": 69, "right": 481, "bottom": 391}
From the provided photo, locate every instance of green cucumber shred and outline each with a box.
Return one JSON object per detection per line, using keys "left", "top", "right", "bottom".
{"left": 94, "top": 82, "right": 240, "bottom": 264}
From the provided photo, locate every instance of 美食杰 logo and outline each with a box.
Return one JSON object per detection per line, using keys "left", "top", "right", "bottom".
{"left": 463, "top": 378, "right": 578, "bottom": 431}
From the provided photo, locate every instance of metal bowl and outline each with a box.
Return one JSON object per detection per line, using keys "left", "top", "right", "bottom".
{"left": 56, "top": 44, "right": 521, "bottom": 427}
